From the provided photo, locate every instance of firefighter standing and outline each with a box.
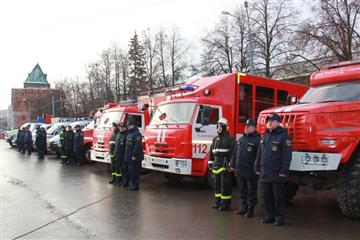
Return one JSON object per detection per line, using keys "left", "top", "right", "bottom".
{"left": 109, "top": 122, "right": 120, "bottom": 184}
{"left": 35, "top": 127, "right": 47, "bottom": 159}
{"left": 59, "top": 126, "right": 67, "bottom": 164}
{"left": 208, "top": 118, "right": 235, "bottom": 211}
{"left": 125, "top": 116, "right": 143, "bottom": 191}
{"left": 74, "top": 125, "right": 84, "bottom": 166}
{"left": 114, "top": 123, "right": 128, "bottom": 186}
{"left": 230, "top": 119, "right": 260, "bottom": 217}
{"left": 64, "top": 125, "right": 75, "bottom": 165}
{"left": 17, "top": 127, "right": 25, "bottom": 153}
{"left": 23, "top": 127, "right": 33, "bottom": 155}
{"left": 255, "top": 113, "right": 292, "bottom": 226}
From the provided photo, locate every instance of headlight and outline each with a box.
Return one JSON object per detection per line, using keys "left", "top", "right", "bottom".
{"left": 175, "top": 160, "right": 187, "bottom": 168}
{"left": 321, "top": 140, "right": 336, "bottom": 145}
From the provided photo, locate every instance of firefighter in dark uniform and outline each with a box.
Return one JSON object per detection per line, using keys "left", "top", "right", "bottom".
{"left": 74, "top": 125, "right": 84, "bottom": 166}
{"left": 208, "top": 118, "right": 235, "bottom": 211}
{"left": 230, "top": 119, "right": 260, "bottom": 217}
{"left": 23, "top": 127, "right": 33, "bottom": 155}
{"left": 64, "top": 125, "right": 75, "bottom": 165}
{"left": 108, "top": 122, "right": 120, "bottom": 184}
{"left": 59, "top": 126, "right": 67, "bottom": 164}
{"left": 125, "top": 116, "right": 143, "bottom": 191}
{"left": 255, "top": 113, "right": 292, "bottom": 226}
{"left": 17, "top": 128, "right": 25, "bottom": 153}
{"left": 114, "top": 122, "right": 128, "bottom": 186}
{"left": 35, "top": 127, "right": 47, "bottom": 159}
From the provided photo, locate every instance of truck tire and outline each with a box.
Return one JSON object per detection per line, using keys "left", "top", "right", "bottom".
{"left": 285, "top": 182, "right": 299, "bottom": 203}
{"left": 83, "top": 144, "right": 92, "bottom": 164}
{"left": 164, "top": 173, "right": 183, "bottom": 184}
{"left": 337, "top": 147, "right": 360, "bottom": 219}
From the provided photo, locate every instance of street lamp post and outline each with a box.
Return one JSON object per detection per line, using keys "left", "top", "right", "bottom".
{"left": 222, "top": 1, "right": 255, "bottom": 74}
{"left": 244, "top": 0, "right": 255, "bottom": 74}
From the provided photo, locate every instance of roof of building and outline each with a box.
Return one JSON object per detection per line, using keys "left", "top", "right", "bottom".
{"left": 24, "top": 63, "right": 49, "bottom": 84}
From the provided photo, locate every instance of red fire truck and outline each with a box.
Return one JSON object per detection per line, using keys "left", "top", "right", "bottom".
{"left": 258, "top": 61, "right": 360, "bottom": 219}
{"left": 91, "top": 95, "right": 165, "bottom": 164}
{"left": 81, "top": 103, "right": 120, "bottom": 162}
{"left": 142, "top": 73, "right": 308, "bottom": 186}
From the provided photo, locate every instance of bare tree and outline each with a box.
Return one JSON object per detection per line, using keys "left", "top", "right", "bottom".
{"left": 166, "top": 25, "right": 190, "bottom": 85}
{"left": 156, "top": 28, "right": 168, "bottom": 87}
{"left": 142, "top": 29, "right": 160, "bottom": 94}
{"left": 251, "top": 0, "right": 296, "bottom": 77}
{"left": 201, "top": 10, "right": 249, "bottom": 75}
{"left": 296, "top": 0, "right": 360, "bottom": 61}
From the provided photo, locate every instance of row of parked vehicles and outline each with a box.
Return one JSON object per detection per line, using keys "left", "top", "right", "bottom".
{"left": 3, "top": 60, "right": 359, "bottom": 219}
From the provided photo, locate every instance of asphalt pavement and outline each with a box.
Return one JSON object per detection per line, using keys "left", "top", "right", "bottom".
{"left": 1, "top": 139, "right": 359, "bottom": 239}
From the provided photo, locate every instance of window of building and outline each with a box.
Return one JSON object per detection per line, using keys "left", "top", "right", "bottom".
{"left": 255, "top": 86, "right": 274, "bottom": 119}
{"left": 239, "top": 83, "right": 253, "bottom": 123}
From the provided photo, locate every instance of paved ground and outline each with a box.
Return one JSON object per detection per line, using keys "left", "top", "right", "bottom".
{"left": 1, "top": 139, "right": 359, "bottom": 239}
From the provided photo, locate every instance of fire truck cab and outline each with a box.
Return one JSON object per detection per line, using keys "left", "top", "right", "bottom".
{"left": 143, "top": 73, "right": 308, "bottom": 185}
{"left": 90, "top": 101, "right": 150, "bottom": 164}
{"left": 258, "top": 61, "right": 360, "bottom": 219}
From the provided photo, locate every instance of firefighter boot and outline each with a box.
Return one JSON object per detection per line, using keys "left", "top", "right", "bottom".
{"left": 115, "top": 176, "right": 123, "bottom": 186}
{"left": 211, "top": 198, "right": 221, "bottom": 209}
{"left": 234, "top": 204, "right": 248, "bottom": 215}
{"left": 244, "top": 207, "right": 254, "bottom": 218}
{"left": 218, "top": 200, "right": 231, "bottom": 212}
{"left": 108, "top": 175, "right": 116, "bottom": 184}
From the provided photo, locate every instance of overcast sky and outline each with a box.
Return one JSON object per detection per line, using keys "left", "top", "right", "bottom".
{"left": 0, "top": 0, "right": 309, "bottom": 110}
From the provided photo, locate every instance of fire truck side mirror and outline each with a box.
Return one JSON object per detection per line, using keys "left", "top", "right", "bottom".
{"left": 200, "top": 105, "right": 211, "bottom": 126}
{"left": 286, "top": 96, "right": 298, "bottom": 105}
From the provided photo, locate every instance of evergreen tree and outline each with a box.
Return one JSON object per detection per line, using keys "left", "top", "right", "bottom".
{"left": 128, "top": 32, "right": 147, "bottom": 98}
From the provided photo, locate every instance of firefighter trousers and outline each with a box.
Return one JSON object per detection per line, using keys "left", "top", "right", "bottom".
{"left": 213, "top": 168, "right": 232, "bottom": 207}
{"left": 263, "top": 182, "right": 285, "bottom": 222}
{"left": 110, "top": 156, "right": 116, "bottom": 177}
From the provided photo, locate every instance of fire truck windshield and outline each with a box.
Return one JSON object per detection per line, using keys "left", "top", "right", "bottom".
{"left": 97, "top": 111, "right": 123, "bottom": 129}
{"left": 151, "top": 102, "right": 196, "bottom": 125}
{"left": 299, "top": 81, "right": 360, "bottom": 104}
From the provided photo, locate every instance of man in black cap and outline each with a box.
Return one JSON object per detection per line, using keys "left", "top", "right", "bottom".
{"left": 124, "top": 115, "right": 143, "bottom": 191}
{"left": 74, "top": 125, "right": 84, "bottom": 166}
{"left": 208, "top": 118, "right": 235, "bottom": 211}
{"left": 230, "top": 119, "right": 260, "bottom": 218}
{"left": 255, "top": 113, "right": 292, "bottom": 226}
{"left": 108, "top": 122, "right": 120, "bottom": 184}
{"left": 114, "top": 122, "right": 128, "bottom": 186}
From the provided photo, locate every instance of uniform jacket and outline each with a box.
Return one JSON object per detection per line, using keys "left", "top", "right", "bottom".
{"left": 230, "top": 131, "right": 261, "bottom": 178}
{"left": 125, "top": 127, "right": 144, "bottom": 162}
{"left": 109, "top": 128, "right": 120, "bottom": 156}
{"left": 35, "top": 129, "right": 47, "bottom": 147}
{"left": 74, "top": 129, "right": 84, "bottom": 151}
{"left": 64, "top": 131, "right": 75, "bottom": 151}
{"left": 23, "top": 130, "right": 32, "bottom": 143}
{"left": 114, "top": 130, "right": 128, "bottom": 162}
{"left": 209, "top": 131, "right": 235, "bottom": 170}
{"left": 255, "top": 126, "right": 292, "bottom": 183}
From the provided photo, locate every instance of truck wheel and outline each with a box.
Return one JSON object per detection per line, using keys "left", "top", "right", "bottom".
{"left": 83, "top": 144, "right": 92, "bottom": 164}
{"left": 337, "top": 147, "right": 360, "bottom": 219}
{"left": 164, "top": 173, "right": 183, "bottom": 184}
{"left": 285, "top": 182, "right": 299, "bottom": 203}
{"left": 206, "top": 170, "right": 215, "bottom": 189}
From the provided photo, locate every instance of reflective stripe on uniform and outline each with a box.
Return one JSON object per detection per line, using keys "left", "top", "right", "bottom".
{"left": 109, "top": 141, "right": 115, "bottom": 144}
{"left": 215, "top": 193, "right": 221, "bottom": 198}
{"left": 212, "top": 149, "right": 230, "bottom": 153}
{"left": 221, "top": 195, "right": 232, "bottom": 200}
{"left": 110, "top": 155, "right": 114, "bottom": 158}
{"left": 61, "top": 156, "right": 67, "bottom": 159}
{"left": 208, "top": 161, "right": 214, "bottom": 164}
{"left": 212, "top": 167, "right": 225, "bottom": 174}
{"left": 112, "top": 172, "right": 116, "bottom": 176}
{"left": 115, "top": 173, "right": 122, "bottom": 177}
